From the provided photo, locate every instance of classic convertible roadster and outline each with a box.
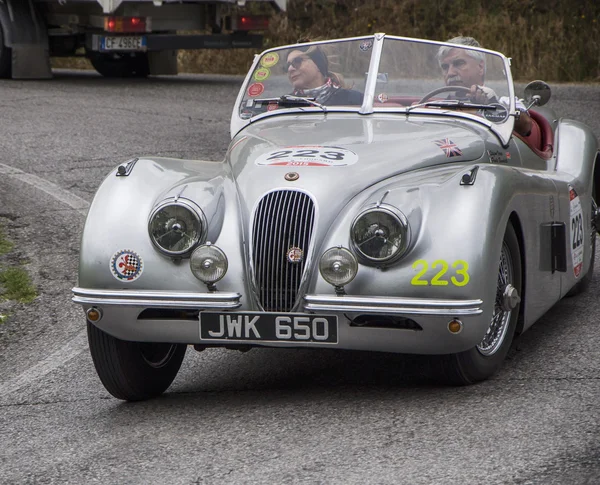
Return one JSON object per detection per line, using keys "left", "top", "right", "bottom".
{"left": 73, "top": 34, "right": 600, "bottom": 400}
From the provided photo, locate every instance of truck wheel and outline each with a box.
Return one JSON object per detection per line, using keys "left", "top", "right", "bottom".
{"left": 89, "top": 52, "right": 150, "bottom": 78}
{"left": 0, "top": 23, "right": 11, "bottom": 78}
{"left": 87, "top": 321, "right": 186, "bottom": 401}
{"left": 439, "top": 223, "right": 522, "bottom": 385}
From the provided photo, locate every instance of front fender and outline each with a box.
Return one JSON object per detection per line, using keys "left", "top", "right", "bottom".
{"left": 310, "top": 163, "right": 555, "bottom": 337}
{"left": 78, "top": 157, "right": 236, "bottom": 292}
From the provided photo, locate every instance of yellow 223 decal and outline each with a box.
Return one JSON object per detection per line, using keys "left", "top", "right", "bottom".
{"left": 411, "top": 260, "right": 470, "bottom": 287}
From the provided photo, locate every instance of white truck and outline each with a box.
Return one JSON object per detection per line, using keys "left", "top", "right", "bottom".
{"left": 0, "top": 0, "right": 286, "bottom": 79}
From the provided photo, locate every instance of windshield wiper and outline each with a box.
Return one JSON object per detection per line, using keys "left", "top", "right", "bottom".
{"left": 251, "top": 95, "right": 327, "bottom": 112}
{"left": 405, "top": 99, "right": 498, "bottom": 114}
{"left": 278, "top": 95, "right": 327, "bottom": 111}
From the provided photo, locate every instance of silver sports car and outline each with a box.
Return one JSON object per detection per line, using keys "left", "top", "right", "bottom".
{"left": 73, "top": 34, "right": 600, "bottom": 400}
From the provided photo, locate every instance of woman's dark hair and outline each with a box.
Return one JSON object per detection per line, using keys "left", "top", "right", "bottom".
{"left": 294, "top": 45, "right": 329, "bottom": 77}
{"left": 287, "top": 44, "right": 349, "bottom": 88}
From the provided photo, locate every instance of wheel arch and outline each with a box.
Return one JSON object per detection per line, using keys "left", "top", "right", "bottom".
{"left": 594, "top": 151, "right": 600, "bottom": 199}
{"left": 508, "top": 211, "right": 526, "bottom": 335}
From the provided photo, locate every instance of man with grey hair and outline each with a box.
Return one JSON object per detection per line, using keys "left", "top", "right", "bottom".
{"left": 438, "top": 36, "right": 532, "bottom": 136}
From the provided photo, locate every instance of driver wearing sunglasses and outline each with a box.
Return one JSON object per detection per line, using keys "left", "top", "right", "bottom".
{"left": 286, "top": 45, "right": 363, "bottom": 106}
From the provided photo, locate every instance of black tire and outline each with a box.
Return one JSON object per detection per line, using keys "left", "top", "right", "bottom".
{"left": 88, "top": 52, "right": 150, "bottom": 78}
{"left": 87, "top": 321, "right": 187, "bottom": 401}
{"left": 0, "top": 22, "right": 12, "bottom": 78}
{"left": 439, "top": 223, "right": 522, "bottom": 385}
{"left": 566, "top": 193, "right": 597, "bottom": 297}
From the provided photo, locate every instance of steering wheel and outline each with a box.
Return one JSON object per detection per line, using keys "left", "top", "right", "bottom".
{"left": 419, "top": 86, "right": 472, "bottom": 104}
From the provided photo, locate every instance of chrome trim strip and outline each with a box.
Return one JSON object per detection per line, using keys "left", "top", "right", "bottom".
{"left": 72, "top": 287, "right": 242, "bottom": 309}
{"left": 359, "top": 32, "right": 385, "bottom": 115}
{"left": 304, "top": 295, "right": 483, "bottom": 316}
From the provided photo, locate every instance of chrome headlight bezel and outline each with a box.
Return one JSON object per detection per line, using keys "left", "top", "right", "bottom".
{"left": 148, "top": 198, "right": 207, "bottom": 257}
{"left": 350, "top": 204, "right": 411, "bottom": 265}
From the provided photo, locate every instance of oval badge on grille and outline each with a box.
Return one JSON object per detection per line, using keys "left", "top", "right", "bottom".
{"left": 287, "top": 246, "right": 304, "bottom": 264}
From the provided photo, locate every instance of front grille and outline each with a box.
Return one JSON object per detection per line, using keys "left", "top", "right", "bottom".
{"left": 252, "top": 190, "right": 316, "bottom": 312}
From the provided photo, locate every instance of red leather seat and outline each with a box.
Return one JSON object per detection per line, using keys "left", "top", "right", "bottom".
{"left": 515, "top": 109, "right": 554, "bottom": 159}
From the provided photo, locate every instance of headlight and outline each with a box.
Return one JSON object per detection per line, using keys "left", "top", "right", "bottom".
{"left": 190, "top": 244, "right": 228, "bottom": 284}
{"left": 148, "top": 199, "right": 206, "bottom": 256}
{"left": 319, "top": 247, "right": 358, "bottom": 287}
{"left": 351, "top": 205, "right": 410, "bottom": 264}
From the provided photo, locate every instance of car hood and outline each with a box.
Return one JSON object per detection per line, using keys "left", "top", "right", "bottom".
{"left": 230, "top": 114, "right": 485, "bottom": 201}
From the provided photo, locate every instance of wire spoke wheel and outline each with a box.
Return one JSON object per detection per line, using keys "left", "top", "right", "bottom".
{"left": 439, "top": 223, "right": 521, "bottom": 385}
{"left": 477, "top": 241, "right": 513, "bottom": 356}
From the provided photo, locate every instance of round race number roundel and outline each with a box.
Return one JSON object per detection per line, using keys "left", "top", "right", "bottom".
{"left": 256, "top": 146, "right": 359, "bottom": 167}
{"left": 110, "top": 249, "right": 144, "bottom": 282}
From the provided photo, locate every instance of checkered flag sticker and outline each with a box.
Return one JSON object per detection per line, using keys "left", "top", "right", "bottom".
{"left": 110, "top": 249, "right": 144, "bottom": 281}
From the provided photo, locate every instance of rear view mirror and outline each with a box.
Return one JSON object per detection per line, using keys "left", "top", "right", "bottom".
{"left": 524, "top": 80, "right": 551, "bottom": 109}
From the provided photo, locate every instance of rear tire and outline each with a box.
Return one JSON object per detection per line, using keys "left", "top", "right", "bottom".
{"left": 439, "top": 223, "right": 522, "bottom": 385}
{"left": 0, "top": 22, "right": 12, "bottom": 78}
{"left": 87, "top": 321, "right": 186, "bottom": 401}
{"left": 89, "top": 52, "right": 150, "bottom": 78}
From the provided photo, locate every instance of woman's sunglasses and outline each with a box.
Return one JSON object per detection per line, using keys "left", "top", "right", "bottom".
{"left": 286, "top": 56, "right": 309, "bottom": 70}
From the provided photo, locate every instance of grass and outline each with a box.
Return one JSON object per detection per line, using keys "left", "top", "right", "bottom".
{"left": 0, "top": 268, "right": 37, "bottom": 304}
{"left": 0, "top": 224, "right": 37, "bottom": 305}
{"left": 0, "top": 227, "right": 13, "bottom": 255}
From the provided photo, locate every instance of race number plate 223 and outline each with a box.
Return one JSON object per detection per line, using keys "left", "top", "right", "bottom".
{"left": 199, "top": 312, "right": 338, "bottom": 344}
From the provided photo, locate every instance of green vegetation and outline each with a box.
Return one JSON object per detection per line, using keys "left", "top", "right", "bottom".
{"left": 0, "top": 224, "right": 37, "bottom": 305}
{"left": 178, "top": 0, "right": 600, "bottom": 82}
{"left": 0, "top": 226, "right": 13, "bottom": 255}
{"left": 53, "top": 0, "right": 600, "bottom": 82}
{"left": 0, "top": 268, "right": 37, "bottom": 303}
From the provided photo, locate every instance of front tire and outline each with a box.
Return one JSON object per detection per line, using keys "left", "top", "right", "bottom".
{"left": 439, "top": 223, "right": 522, "bottom": 385}
{"left": 87, "top": 321, "right": 186, "bottom": 401}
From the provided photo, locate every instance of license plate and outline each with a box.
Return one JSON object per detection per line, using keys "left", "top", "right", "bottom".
{"left": 100, "top": 36, "right": 147, "bottom": 52}
{"left": 199, "top": 312, "right": 338, "bottom": 344}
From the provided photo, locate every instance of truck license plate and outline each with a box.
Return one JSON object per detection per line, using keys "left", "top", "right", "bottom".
{"left": 199, "top": 312, "right": 338, "bottom": 344}
{"left": 101, "top": 36, "right": 147, "bottom": 52}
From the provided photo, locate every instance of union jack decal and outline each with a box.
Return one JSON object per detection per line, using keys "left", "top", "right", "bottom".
{"left": 434, "top": 138, "right": 463, "bottom": 157}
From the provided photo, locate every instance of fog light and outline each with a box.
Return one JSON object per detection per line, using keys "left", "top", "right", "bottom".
{"left": 190, "top": 244, "right": 228, "bottom": 284}
{"left": 86, "top": 307, "right": 102, "bottom": 322}
{"left": 448, "top": 319, "right": 463, "bottom": 334}
{"left": 319, "top": 247, "right": 358, "bottom": 287}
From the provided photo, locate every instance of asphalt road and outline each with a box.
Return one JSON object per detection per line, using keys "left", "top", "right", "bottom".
{"left": 0, "top": 71, "right": 599, "bottom": 485}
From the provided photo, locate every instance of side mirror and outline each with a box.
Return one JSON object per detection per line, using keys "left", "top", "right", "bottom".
{"left": 524, "top": 80, "right": 551, "bottom": 109}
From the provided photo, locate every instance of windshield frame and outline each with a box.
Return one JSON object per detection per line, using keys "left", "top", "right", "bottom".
{"left": 230, "top": 33, "right": 516, "bottom": 146}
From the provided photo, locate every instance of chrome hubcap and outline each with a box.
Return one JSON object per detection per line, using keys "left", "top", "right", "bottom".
{"left": 477, "top": 241, "right": 516, "bottom": 356}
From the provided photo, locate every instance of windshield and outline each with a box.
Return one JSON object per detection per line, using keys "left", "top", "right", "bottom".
{"left": 234, "top": 35, "right": 515, "bottom": 142}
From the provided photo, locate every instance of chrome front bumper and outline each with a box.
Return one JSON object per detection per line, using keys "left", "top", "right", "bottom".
{"left": 72, "top": 288, "right": 486, "bottom": 353}
{"left": 304, "top": 294, "right": 483, "bottom": 316}
{"left": 72, "top": 287, "right": 242, "bottom": 309}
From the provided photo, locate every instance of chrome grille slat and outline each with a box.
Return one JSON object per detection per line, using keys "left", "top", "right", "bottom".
{"left": 252, "top": 190, "right": 316, "bottom": 312}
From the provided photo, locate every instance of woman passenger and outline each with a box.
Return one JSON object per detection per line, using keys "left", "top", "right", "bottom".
{"left": 286, "top": 45, "right": 363, "bottom": 106}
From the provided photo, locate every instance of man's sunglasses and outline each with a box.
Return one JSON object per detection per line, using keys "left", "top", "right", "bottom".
{"left": 286, "top": 56, "right": 309, "bottom": 70}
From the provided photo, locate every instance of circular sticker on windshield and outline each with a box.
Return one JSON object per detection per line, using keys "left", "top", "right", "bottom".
{"left": 110, "top": 249, "right": 143, "bottom": 282}
{"left": 256, "top": 146, "right": 359, "bottom": 167}
{"left": 254, "top": 68, "right": 271, "bottom": 82}
{"left": 247, "top": 82, "right": 265, "bottom": 97}
{"left": 483, "top": 103, "right": 509, "bottom": 123}
{"left": 260, "top": 52, "right": 279, "bottom": 68}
